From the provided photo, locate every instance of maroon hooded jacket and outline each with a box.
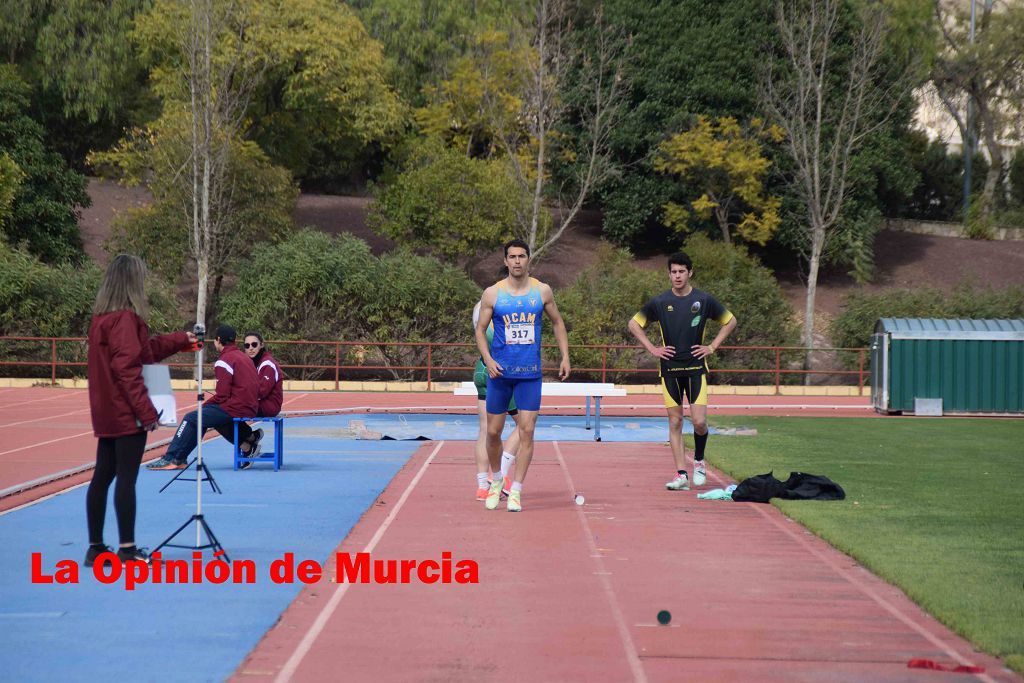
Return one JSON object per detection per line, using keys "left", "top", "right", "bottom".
{"left": 87, "top": 309, "right": 190, "bottom": 438}
{"left": 254, "top": 349, "right": 283, "bottom": 417}
{"left": 207, "top": 342, "right": 259, "bottom": 418}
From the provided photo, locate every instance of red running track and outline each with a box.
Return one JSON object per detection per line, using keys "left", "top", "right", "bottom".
{"left": 0, "top": 387, "right": 874, "bottom": 508}
{"left": 234, "top": 440, "right": 1015, "bottom": 683}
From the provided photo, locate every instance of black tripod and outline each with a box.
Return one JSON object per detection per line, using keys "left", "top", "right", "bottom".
{"left": 159, "top": 456, "right": 222, "bottom": 494}
{"left": 154, "top": 323, "right": 229, "bottom": 561}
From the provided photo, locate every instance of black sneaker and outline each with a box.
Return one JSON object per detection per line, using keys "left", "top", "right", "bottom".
{"left": 117, "top": 546, "right": 151, "bottom": 564}
{"left": 249, "top": 428, "right": 264, "bottom": 457}
{"left": 238, "top": 459, "right": 253, "bottom": 470}
{"left": 84, "top": 544, "right": 116, "bottom": 567}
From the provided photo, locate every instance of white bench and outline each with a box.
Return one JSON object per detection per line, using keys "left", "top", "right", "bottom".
{"left": 454, "top": 382, "right": 627, "bottom": 441}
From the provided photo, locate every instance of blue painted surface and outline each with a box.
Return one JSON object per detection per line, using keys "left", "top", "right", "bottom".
{"left": 0, "top": 437, "right": 419, "bottom": 683}
{"left": 294, "top": 412, "right": 705, "bottom": 442}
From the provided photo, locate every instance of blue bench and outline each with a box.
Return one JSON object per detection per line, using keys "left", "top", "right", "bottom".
{"left": 233, "top": 416, "right": 284, "bottom": 471}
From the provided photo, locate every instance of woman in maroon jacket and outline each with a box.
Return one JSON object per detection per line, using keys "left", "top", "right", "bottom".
{"left": 246, "top": 331, "right": 283, "bottom": 417}
{"left": 223, "top": 331, "right": 284, "bottom": 461}
{"left": 85, "top": 255, "right": 194, "bottom": 567}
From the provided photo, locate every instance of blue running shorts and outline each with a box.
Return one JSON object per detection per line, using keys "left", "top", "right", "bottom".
{"left": 486, "top": 376, "right": 542, "bottom": 413}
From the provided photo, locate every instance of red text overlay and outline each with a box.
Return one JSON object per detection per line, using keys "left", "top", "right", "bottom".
{"left": 31, "top": 551, "right": 479, "bottom": 590}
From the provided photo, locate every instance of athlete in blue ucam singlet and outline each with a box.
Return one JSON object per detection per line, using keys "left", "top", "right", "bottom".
{"left": 475, "top": 239, "right": 570, "bottom": 512}
{"left": 490, "top": 277, "right": 544, "bottom": 379}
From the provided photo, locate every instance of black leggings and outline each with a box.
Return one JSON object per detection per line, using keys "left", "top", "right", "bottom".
{"left": 86, "top": 432, "right": 147, "bottom": 545}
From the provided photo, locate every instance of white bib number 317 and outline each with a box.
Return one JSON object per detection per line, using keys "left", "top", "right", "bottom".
{"left": 506, "top": 322, "right": 535, "bottom": 345}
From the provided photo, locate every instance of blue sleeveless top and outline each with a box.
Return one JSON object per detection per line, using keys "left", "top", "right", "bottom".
{"left": 491, "top": 278, "right": 544, "bottom": 379}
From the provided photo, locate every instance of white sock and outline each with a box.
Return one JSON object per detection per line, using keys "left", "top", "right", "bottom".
{"left": 500, "top": 451, "right": 516, "bottom": 478}
{"left": 476, "top": 472, "right": 488, "bottom": 489}
{"left": 511, "top": 481, "right": 523, "bottom": 492}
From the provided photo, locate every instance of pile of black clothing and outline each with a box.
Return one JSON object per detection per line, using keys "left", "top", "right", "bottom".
{"left": 732, "top": 471, "right": 845, "bottom": 503}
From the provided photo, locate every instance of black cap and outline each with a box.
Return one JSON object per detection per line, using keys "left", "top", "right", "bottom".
{"left": 215, "top": 324, "right": 236, "bottom": 343}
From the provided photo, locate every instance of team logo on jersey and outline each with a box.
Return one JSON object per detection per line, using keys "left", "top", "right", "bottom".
{"left": 691, "top": 315, "right": 702, "bottom": 327}
{"left": 529, "top": 298, "right": 537, "bottom": 306}
{"left": 667, "top": 305, "right": 674, "bottom": 312}
{"left": 691, "top": 301, "right": 701, "bottom": 314}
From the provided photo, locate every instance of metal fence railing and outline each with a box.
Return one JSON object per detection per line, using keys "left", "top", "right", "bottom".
{"left": 0, "top": 336, "right": 870, "bottom": 394}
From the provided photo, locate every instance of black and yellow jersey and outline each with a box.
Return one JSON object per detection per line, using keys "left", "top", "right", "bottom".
{"left": 632, "top": 288, "right": 733, "bottom": 377}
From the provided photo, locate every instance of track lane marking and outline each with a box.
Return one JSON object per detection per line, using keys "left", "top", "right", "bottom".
{"left": 273, "top": 440, "right": 445, "bottom": 683}
{"left": 554, "top": 441, "right": 648, "bottom": 683}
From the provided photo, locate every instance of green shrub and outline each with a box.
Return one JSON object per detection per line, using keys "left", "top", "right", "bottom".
{"left": 0, "top": 243, "right": 184, "bottom": 378}
{"left": 599, "top": 173, "right": 675, "bottom": 247}
{"left": 0, "top": 243, "right": 100, "bottom": 339}
{"left": 1010, "top": 148, "right": 1024, "bottom": 209}
{"left": 557, "top": 235, "right": 798, "bottom": 383}
{"left": 963, "top": 198, "right": 996, "bottom": 240}
{"left": 105, "top": 202, "right": 191, "bottom": 285}
{"left": 0, "top": 65, "right": 89, "bottom": 264}
{"left": 993, "top": 207, "right": 1024, "bottom": 230}
{"left": 219, "top": 230, "right": 480, "bottom": 380}
{"left": 550, "top": 245, "right": 663, "bottom": 382}
{"left": 218, "top": 230, "right": 373, "bottom": 379}
{"left": 367, "top": 138, "right": 521, "bottom": 260}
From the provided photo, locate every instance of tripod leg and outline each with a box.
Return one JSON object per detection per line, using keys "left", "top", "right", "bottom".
{"left": 160, "top": 458, "right": 223, "bottom": 494}
{"left": 153, "top": 515, "right": 197, "bottom": 555}
{"left": 158, "top": 460, "right": 194, "bottom": 493}
{"left": 154, "top": 515, "right": 229, "bottom": 561}
{"left": 198, "top": 516, "right": 229, "bottom": 562}
{"left": 200, "top": 461, "right": 223, "bottom": 494}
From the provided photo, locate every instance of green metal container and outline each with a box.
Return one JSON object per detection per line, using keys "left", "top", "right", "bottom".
{"left": 871, "top": 318, "right": 1024, "bottom": 415}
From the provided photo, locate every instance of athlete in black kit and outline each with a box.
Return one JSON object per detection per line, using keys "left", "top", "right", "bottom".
{"left": 628, "top": 252, "right": 737, "bottom": 490}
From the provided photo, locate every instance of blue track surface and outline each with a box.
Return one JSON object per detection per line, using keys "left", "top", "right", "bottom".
{"left": 0, "top": 436, "right": 420, "bottom": 683}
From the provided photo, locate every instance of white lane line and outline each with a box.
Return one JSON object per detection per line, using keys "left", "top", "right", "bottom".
{"left": 0, "top": 407, "right": 90, "bottom": 429}
{"left": 0, "top": 430, "right": 94, "bottom": 457}
{"left": 0, "top": 392, "right": 81, "bottom": 409}
{"left": 554, "top": 441, "right": 648, "bottom": 683}
{"left": 273, "top": 441, "right": 445, "bottom": 683}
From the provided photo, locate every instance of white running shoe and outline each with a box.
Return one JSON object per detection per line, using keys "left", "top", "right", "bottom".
{"left": 484, "top": 479, "right": 503, "bottom": 510}
{"left": 693, "top": 460, "right": 707, "bottom": 487}
{"left": 665, "top": 473, "right": 689, "bottom": 490}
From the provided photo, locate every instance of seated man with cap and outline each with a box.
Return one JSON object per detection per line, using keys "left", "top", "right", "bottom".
{"left": 147, "top": 324, "right": 259, "bottom": 470}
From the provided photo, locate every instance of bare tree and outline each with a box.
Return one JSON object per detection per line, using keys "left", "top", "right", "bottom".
{"left": 761, "top": 0, "right": 907, "bottom": 377}
{"left": 931, "top": 0, "right": 1024, "bottom": 221}
{"left": 182, "top": 0, "right": 261, "bottom": 324}
{"left": 495, "top": 0, "right": 629, "bottom": 260}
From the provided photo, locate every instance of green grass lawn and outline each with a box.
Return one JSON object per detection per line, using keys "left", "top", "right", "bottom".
{"left": 705, "top": 416, "right": 1024, "bottom": 672}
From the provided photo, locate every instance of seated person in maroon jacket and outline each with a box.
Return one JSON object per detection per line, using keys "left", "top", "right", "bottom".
{"left": 147, "top": 324, "right": 258, "bottom": 470}
{"left": 214, "top": 331, "right": 284, "bottom": 460}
